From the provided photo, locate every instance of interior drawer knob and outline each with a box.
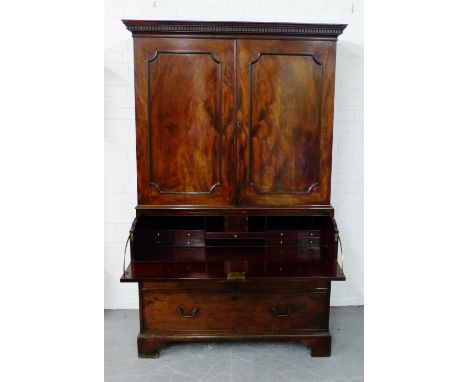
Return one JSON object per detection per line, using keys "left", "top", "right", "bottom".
{"left": 176, "top": 306, "right": 198, "bottom": 318}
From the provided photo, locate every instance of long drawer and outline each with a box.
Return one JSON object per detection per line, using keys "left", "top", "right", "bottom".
{"left": 141, "top": 289, "right": 329, "bottom": 332}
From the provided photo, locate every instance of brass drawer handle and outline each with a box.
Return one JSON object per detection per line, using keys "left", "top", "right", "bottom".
{"left": 271, "top": 305, "right": 294, "bottom": 318}
{"left": 176, "top": 306, "right": 198, "bottom": 318}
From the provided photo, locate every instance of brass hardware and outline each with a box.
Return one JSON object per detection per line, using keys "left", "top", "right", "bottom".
{"left": 176, "top": 306, "right": 198, "bottom": 318}
{"left": 280, "top": 232, "right": 283, "bottom": 236}
{"left": 234, "top": 234, "right": 238, "bottom": 238}
{"left": 187, "top": 241, "right": 191, "bottom": 244}
{"left": 187, "top": 233, "right": 191, "bottom": 236}
{"left": 227, "top": 271, "right": 245, "bottom": 281}
{"left": 123, "top": 218, "right": 138, "bottom": 277}
{"left": 336, "top": 233, "right": 344, "bottom": 273}
{"left": 271, "top": 305, "right": 294, "bottom": 318}
{"left": 123, "top": 234, "right": 131, "bottom": 276}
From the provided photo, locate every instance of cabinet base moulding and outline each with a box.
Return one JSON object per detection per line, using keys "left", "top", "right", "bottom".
{"left": 137, "top": 331, "right": 332, "bottom": 358}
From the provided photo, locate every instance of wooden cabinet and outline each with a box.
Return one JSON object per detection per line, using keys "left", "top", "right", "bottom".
{"left": 132, "top": 28, "right": 339, "bottom": 206}
{"left": 121, "top": 20, "right": 347, "bottom": 358}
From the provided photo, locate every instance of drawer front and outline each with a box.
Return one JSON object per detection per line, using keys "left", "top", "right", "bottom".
{"left": 297, "top": 237, "right": 321, "bottom": 247}
{"left": 141, "top": 290, "right": 329, "bottom": 331}
{"left": 174, "top": 230, "right": 205, "bottom": 247}
{"left": 174, "top": 230, "right": 205, "bottom": 239}
{"left": 266, "top": 231, "right": 297, "bottom": 238}
{"left": 297, "top": 230, "right": 322, "bottom": 238}
{"left": 266, "top": 237, "right": 297, "bottom": 246}
{"left": 137, "top": 230, "right": 174, "bottom": 247}
{"left": 174, "top": 237, "right": 205, "bottom": 247}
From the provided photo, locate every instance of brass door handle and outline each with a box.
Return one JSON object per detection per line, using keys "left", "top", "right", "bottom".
{"left": 271, "top": 305, "right": 294, "bottom": 318}
{"left": 176, "top": 306, "right": 198, "bottom": 318}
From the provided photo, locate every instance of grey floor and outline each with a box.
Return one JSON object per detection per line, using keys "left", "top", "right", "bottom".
{"left": 105, "top": 306, "right": 363, "bottom": 382}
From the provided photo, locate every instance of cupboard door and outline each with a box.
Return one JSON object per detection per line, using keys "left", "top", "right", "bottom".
{"left": 236, "top": 40, "right": 337, "bottom": 206}
{"left": 134, "top": 38, "right": 235, "bottom": 205}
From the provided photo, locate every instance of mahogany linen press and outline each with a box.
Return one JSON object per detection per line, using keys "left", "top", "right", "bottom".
{"left": 120, "top": 20, "right": 347, "bottom": 358}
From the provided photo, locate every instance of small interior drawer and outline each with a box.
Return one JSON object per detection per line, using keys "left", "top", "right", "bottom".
{"left": 174, "top": 230, "right": 205, "bottom": 239}
{"left": 174, "top": 237, "right": 205, "bottom": 247}
{"left": 266, "top": 237, "right": 297, "bottom": 246}
{"left": 137, "top": 230, "right": 174, "bottom": 247}
{"left": 297, "top": 237, "right": 321, "bottom": 247}
{"left": 297, "top": 230, "right": 322, "bottom": 238}
{"left": 266, "top": 231, "right": 297, "bottom": 238}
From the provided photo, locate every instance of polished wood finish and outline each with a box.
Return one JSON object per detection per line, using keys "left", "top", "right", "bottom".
{"left": 122, "top": 212, "right": 344, "bottom": 358}
{"left": 135, "top": 205, "right": 336, "bottom": 216}
{"left": 121, "top": 20, "right": 346, "bottom": 358}
{"left": 134, "top": 38, "right": 235, "bottom": 205}
{"left": 236, "top": 39, "right": 337, "bottom": 205}
{"left": 123, "top": 20, "right": 346, "bottom": 40}
{"left": 141, "top": 290, "right": 328, "bottom": 331}
{"left": 137, "top": 332, "right": 331, "bottom": 359}
{"left": 132, "top": 36, "right": 338, "bottom": 207}
{"left": 122, "top": 257, "right": 344, "bottom": 281}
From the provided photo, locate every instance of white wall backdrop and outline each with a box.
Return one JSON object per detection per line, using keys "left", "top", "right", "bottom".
{"left": 104, "top": 0, "right": 363, "bottom": 308}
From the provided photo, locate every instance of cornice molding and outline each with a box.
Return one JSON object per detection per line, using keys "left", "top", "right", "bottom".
{"left": 122, "top": 20, "right": 347, "bottom": 39}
